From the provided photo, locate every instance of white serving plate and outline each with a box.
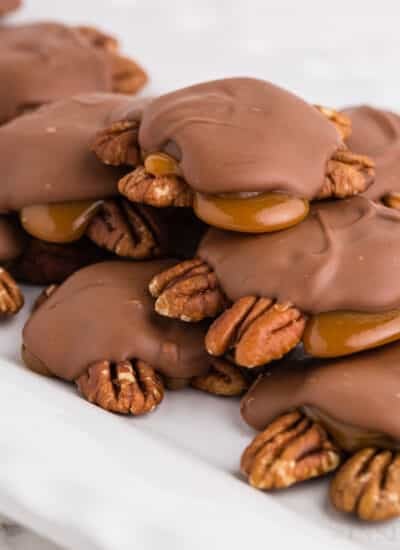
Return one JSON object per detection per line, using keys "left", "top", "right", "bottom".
{"left": 4, "top": 1, "right": 400, "bottom": 547}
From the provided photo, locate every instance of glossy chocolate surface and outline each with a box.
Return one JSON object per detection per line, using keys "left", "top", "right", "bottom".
{"left": 23, "top": 261, "right": 210, "bottom": 381}
{"left": 198, "top": 196, "right": 400, "bottom": 314}
{"left": 139, "top": 78, "right": 341, "bottom": 198}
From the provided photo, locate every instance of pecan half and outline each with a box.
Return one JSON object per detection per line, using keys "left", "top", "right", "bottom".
{"left": 149, "top": 258, "right": 227, "bottom": 322}
{"left": 92, "top": 121, "right": 140, "bottom": 167}
{"left": 317, "top": 149, "right": 375, "bottom": 200}
{"left": 11, "top": 238, "right": 106, "bottom": 285}
{"left": 0, "top": 268, "right": 24, "bottom": 316}
{"left": 109, "top": 53, "right": 148, "bottom": 95}
{"left": 75, "top": 26, "right": 147, "bottom": 95}
{"left": 241, "top": 410, "right": 341, "bottom": 490}
{"left": 191, "top": 359, "right": 248, "bottom": 396}
{"left": 86, "top": 199, "right": 166, "bottom": 259}
{"left": 315, "top": 105, "right": 352, "bottom": 141}
{"left": 206, "top": 296, "right": 306, "bottom": 368}
{"left": 119, "top": 166, "right": 193, "bottom": 208}
{"left": 330, "top": 448, "right": 400, "bottom": 521}
{"left": 76, "top": 359, "right": 164, "bottom": 416}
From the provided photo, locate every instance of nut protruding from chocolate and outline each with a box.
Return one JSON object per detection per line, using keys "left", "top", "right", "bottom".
{"left": 206, "top": 296, "right": 306, "bottom": 368}
{"left": 76, "top": 359, "right": 164, "bottom": 416}
{"left": 75, "top": 26, "right": 147, "bottom": 95}
{"left": 149, "top": 258, "right": 227, "bottom": 322}
{"left": 191, "top": 359, "right": 248, "bottom": 397}
{"left": 241, "top": 410, "right": 341, "bottom": 490}
{"left": 315, "top": 105, "right": 352, "bottom": 141}
{"left": 86, "top": 199, "right": 166, "bottom": 259}
{"left": 0, "top": 268, "right": 24, "bottom": 316}
{"left": 317, "top": 149, "right": 375, "bottom": 200}
{"left": 330, "top": 448, "right": 400, "bottom": 521}
{"left": 118, "top": 166, "right": 193, "bottom": 208}
{"left": 92, "top": 121, "right": 141, "bottom": 167}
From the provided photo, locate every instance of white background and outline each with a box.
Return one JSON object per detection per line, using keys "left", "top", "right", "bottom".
{"left": 3, "top": 1, "right": 400, "bottom": 549}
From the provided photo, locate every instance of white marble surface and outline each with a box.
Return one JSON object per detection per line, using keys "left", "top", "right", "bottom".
{"left": 3, "top": 1, "right": 400, "bottom": 549}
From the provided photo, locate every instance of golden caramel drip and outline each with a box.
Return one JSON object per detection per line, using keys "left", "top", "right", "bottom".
{"left": 303, "top": 309, "right": 400, "bottom": 358}
{"left": 303, "top": 406, "right": 399, "bottom": 453}
{"left": 193, "top": 192, "right": 309, "bottom": 233}
{"left": 20, "top": 200, "right": 102, "bottom": 243}
{"left": 144, "top": 152, "right": 181, "bottom": 177}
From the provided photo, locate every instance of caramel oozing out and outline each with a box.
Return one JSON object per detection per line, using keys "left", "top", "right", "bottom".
{"left": 193, "top": 192, "right": 309, "bottom": 233}
{"left": 303, "top": 406, "right": 399, "bottom": 453}
{"left": 144, "top": 152, "right": 182, "bottom": 177}
{"left": 20, "top": 200, "right": 102, "bottom": 244}
{"left": 303, "top": 309, "right": 400, "bottom": 358}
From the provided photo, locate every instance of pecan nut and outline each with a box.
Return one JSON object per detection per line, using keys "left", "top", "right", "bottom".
{"left": 118, "top": 166, "right": 193, "bottom": 208}
{"left": 317, "top": 148, "right": 375, "bottom": 199}
{"left": 0, "top": 268, "right": 24, "bottom": 316}
{"left": 149, "top": 258, "right": 227, "bottom": 322}
{"left": 330, "top": 448, "right": 400, "bottom": 521}
{"left": 76, "top": 359, "right": 164, "bottom": 415}
{"left": 92, "top": 120, "right": 140, "bottom": 167}
{"left": 315, "top": 105, "right": 352, "bottom": 141}
{"left": 205, "top": 296, "right": 306, "bottom": 368}
{"left": 75, "top": 26, "right": 147, "bottom": 95}
{"left": 86, "top": 199, "right": 167, "bottom": 259}
{"left": 241, "top": 410, "right": 341, "bottom": 490}
{"left": 191, "top": 359, "right": 249, "bottom": 396}
{"left": 109, "top": 52, "right": 148, "bottom": 95}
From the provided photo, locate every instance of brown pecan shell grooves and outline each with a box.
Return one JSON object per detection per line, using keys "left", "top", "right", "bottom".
{"left": 206, "top": 296, "right": 306, "bottom": 368}
{"left": 76, "top": 359, "right": 164, "bottom": 416}
{"left": 330, "top": 448, "right": 400, "bottom": 521}
{"left": 191, "top": 359, "right": 249, "bottom": 397}
{"left": 0, "top": 268, "right": 24, "bottom": 316}
{"left": 241, "top": 410, "right": 341, "bottom": 490}
{"left": 86, "top": 199, "right": 167, "bottom": 259}
{"left": 149, "top": 258, "right": 227, "bottom": 322}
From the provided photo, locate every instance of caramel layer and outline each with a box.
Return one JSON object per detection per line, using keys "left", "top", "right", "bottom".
{"left": 194, "top": 192, "right": 309, "bottom": 233}
{"left": 20, "top": 200, "right": 102, "bottom": 243}
{"left": 303, "top": 309, "right": 400, "bottom": 358}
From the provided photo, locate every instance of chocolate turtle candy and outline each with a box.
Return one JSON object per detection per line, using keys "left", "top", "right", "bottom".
{"left": 150, "top": 196, "right": 400, "bottom": 365}
{"left": 241, "top": 342, "right": 400, "bottom": 452}
{"left": 0, "top": 22, "right": 147, "bottom": 124}
{"left": 23, "top": 261, "right": 211, "bottom": 415}
{"left": 93, "top": 77, "right": 374, "bottom": 233}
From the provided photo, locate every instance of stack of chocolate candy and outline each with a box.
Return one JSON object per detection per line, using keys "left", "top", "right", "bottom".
{"left": 3, "top": 0, "right": 400, "bottom": 524}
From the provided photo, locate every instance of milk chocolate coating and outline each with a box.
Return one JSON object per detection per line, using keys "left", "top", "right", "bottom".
{"left": 0, "top": 93, "right": 148, "bottom": 210}
{"left": 0, "top": 0, "right": 20, "bottom": 16}
{"left": 0, "top": 216, "right": 26, "bottom": 262}
{"left": 23, "top": 261, "right": 210, "bottom": 381}
{"left": 241, "top": 342, "right": 400, "bottom": 443}
{"left": 139, "top": 78, "right": 341, "bottom": 197}
{"left": 0, "top": 23, "right": 117, "bottom": 124}
{"left": 345, "top": 105, "right": 400, "bottom": 202}
{"left": 198, "top": 196, "right": 400, "bottom": 313}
